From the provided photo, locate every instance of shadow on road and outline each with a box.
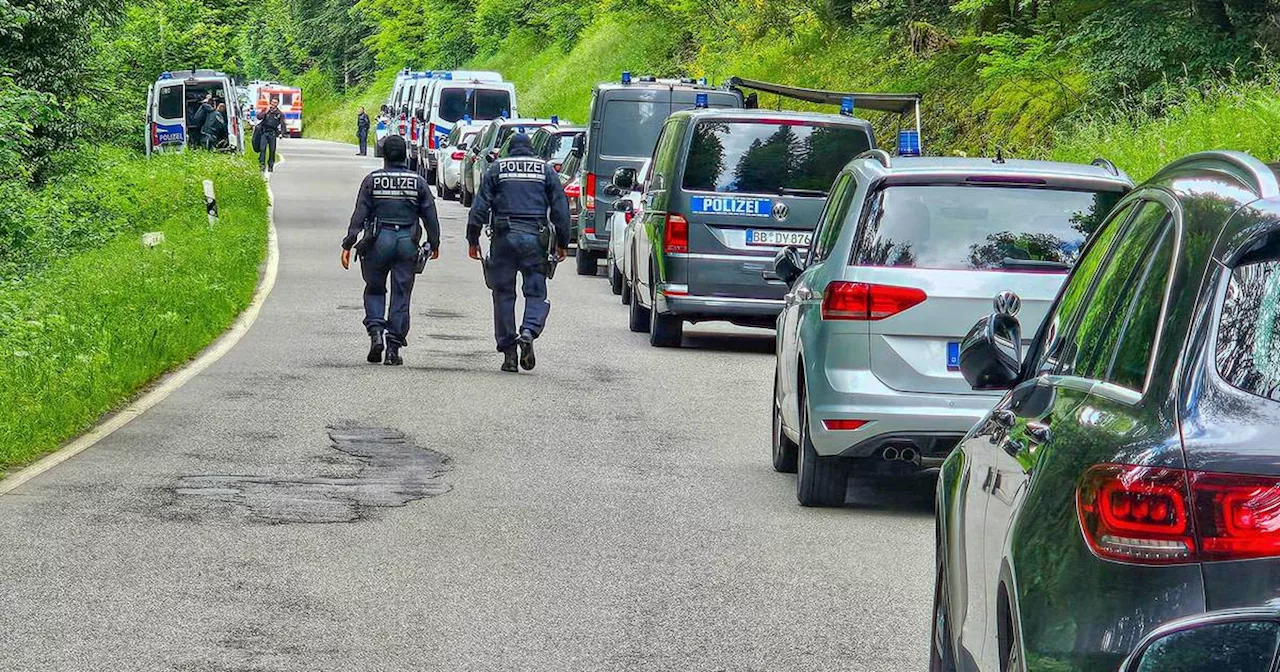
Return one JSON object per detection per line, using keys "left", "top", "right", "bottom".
{"left": 679, "top": 331, "right": 776, "bottom": 354}
{"left": 843, "top": 469, "right": 939, "bottom": 514}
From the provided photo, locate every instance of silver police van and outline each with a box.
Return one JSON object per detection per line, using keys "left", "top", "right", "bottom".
{"left": 146, "top": 70, "right": 246, "bottom": 155}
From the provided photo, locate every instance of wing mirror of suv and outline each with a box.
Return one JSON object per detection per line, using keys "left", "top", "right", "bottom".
{"left": 1120, "top": 611, "right": 1280, "bottom": 672}
{"left": 571, "top": 133, "right": 585, "bottom": 158}
{"left": 612, "top": 166, "right": 637, "bottom": 192}
{"left": 959, "top": 291, "right": 1024, "bottom": 391}
{"left": 767, "top": 246, "right": 805, "bottom": 285}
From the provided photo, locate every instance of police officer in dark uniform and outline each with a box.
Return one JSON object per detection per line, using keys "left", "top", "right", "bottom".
{"left": 467, "top": 133, "right": 571, "bottom": 373}
{"left": 342, "top": 135, "right": 441, "bottom": 366}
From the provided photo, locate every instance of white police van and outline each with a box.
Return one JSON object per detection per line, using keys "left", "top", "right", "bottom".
{"left": 413, "top": 71, "right": 515, "bottom": 183}
{"left": 146, "top": 70, "right": 245, "bottom": 156}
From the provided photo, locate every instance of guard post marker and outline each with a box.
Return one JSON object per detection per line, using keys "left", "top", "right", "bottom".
{"left": 204, "top": 179, "right": 219, "bottom": 226}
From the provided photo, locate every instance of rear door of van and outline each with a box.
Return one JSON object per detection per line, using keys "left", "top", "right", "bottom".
{"left": 677, "top": 116, "right": 871, "bottom": 300}
{"left": 151, "top": 80, "right": 187, "bottom": 154}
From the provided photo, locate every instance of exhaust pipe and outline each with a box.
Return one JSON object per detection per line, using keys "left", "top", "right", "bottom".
{"left": 900, "top": 447, "right": 919, "bottom": 465}
{"left": 881, "top": 446, "right": 900, "bottom": 462}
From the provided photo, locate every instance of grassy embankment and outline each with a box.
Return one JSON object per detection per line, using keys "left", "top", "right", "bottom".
{"left": 0, "top": 149, "right": 269, "bottom": 476}
{"left": 303, "top": 14, "right": 1280, "bottom": 181}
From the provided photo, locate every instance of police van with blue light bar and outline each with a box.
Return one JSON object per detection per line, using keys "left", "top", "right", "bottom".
{"left": 625, "top": 79, "right": 924, "bottom": 348}
{"left": 146, "top": 69, "right": 246, "bottom": 156}
{"left": 412, "top": 71, "right": 516, "bottom": 184}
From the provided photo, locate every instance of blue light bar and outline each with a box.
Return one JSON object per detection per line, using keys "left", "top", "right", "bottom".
{"left": 621, "top": 71, "right": 632, "bottom": 84}
{"left": 463, "top": 114, "right": 472, "bottom": 123}
{"left": 898, "top": 130, "right": 922, "bottom": 157}
{"left": 841, "top": 96, "right": 854, "bottom": 116}
{"left": 551, "top": 115, "right": 559, "bottom": 125}
{"left": 441, "top": 72, "right": 452, "bottom": 80}
{"left": 159, "top": 71, "right": 173, "bottom": 80}
{"left": 501, "top": 109, "right": 509, "bottom": 119}
{"left": 695, "top": 93, "right": 709, "bottom": 109}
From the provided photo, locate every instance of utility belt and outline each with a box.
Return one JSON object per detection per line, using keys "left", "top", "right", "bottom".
{"left": 492, "top": 217, "right": 545, "bottom": 236}
{"left": 380, "top": 221, "right": 417, "bottom": 231}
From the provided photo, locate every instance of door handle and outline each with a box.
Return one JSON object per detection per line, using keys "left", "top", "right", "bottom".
{"left": 1026, "top": 422, "right": 1051, "bottom": 444}
{"left": 981, "top": 466, "right": 995, "bottom": 492}
{"left": 993, "top": 409, "right": 1016, "bottom": 428}
{"left": 783, "top": 293, "right": 795, "bottom": 305}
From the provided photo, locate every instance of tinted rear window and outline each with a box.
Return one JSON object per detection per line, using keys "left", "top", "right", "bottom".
{"left": 600, "top": 99, "right": 667, "bottom": 157}
{"left": 438, "top": 88, "right": 511, "bottom": 123}
{"left": 852, "top": 185, "right": 1123, "bottom": 270}
{"left": 158, "top": 85, "right": 183, "bottom": 119}
{"left": 682, "top": 120, "right": 872, "bottom": 195}
{"left": 548, "top": 132, "right": 580, "bottom": 162}
{"left": 1216, "top": 259, "right": 1280, "bottom": 401}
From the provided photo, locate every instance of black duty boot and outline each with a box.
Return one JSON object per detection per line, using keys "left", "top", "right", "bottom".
{"left": 367, "top": 331, "right": 385, "bottom": 363}
{"left": 384, "top": 341, "right": 403, "bottom": 366}
{"left": 517, "top": 329, "right": 536, "bottom": 371}
{"left": 501, "top": 346, "right": 519, "bottom": 373}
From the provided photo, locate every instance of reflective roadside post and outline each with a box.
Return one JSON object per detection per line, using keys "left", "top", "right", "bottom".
{"left": 204, "top": 179, "right": 218, "bottom": 226}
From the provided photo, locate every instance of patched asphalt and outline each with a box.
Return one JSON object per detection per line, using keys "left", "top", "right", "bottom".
{"left": 0, "top": 139, "right": 935, "bottom": 671}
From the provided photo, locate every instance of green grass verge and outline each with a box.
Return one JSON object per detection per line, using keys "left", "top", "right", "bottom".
{"left": 302, "top": 68, "right": 398, "bottom": 145}
{"left": 0, "top": 149, "right": 269, "bottom": 476}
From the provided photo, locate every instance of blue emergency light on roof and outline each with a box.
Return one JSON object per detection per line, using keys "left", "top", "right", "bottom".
{"left": 841, "top": 97, "right": 854, "bottom": 116}
{"left": 622, "top": 71, "right": 632, "bottom": 84}
{"left": 159, "top": 72, "right": 173, "bottom": 80}
{"left": 501, "top": 109, "right": 510, "bottom": 118}
{"left": 898, "top": 130, "right": 922, "bottom": 157}
{"left": 695, "top": 93, "right": 709, "bottom": 109}
{"left": 442, "top": 72, "right": 453, "bottom": 80}
{"left": 551, "top": 115, "right": 560, "bottom": 125}
{"left": 463, "top": 114, "right": 472, "bottom": 123}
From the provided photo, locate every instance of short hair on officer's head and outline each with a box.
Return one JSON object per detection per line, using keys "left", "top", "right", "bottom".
{"left": 383, "top": 135, "right": 407, "bottom": 163}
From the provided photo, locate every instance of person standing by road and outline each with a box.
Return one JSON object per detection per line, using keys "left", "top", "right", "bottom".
{"left": 357, "top": 107, "right": 371, "bottom": 156}
{"left": 342, "top": 135, "right": 441, "bottom": 366}
{"left": 466, "top": 133, "right": 570, "bottom": 373}
{"left": 258, "top": 99, "right": 284, "bottom": 172}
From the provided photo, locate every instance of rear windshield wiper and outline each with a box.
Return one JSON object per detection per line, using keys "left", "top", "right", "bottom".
{"left": 999, "top": 257, "right": 1070, "bottom": 271}
{"left": 778, "top": 187, "right": 827, "bottom": 197}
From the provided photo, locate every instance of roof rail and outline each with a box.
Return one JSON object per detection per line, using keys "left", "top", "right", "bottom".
{"left": 1151, "top": 151, "right": 1280, "bottom": 200}
{"left": 856, "top": 149, "right": 892, "bottom": 169}
{"left": 1091, "top": 158, "right": 1120, "bottom": 176}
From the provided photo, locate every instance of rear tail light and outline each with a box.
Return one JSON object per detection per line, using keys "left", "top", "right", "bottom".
{"left": 553, "top": 162, "right": 562, "bottom": 172}
{"left": 821, "top": 282, "right": 927, "bottom": 321}
{"left": 450, "top": 150, "right": 465, "bottom": 160}
{"left": 428, "top": 123, "right": 436, "bottom": 150}
{"left": 584, "top": 173, "right": 597, "bottom": 212}
{"left": 624, "top": 210, "right": 634, "bottom": 225}
{"left": 822, "top": 419, "right": 867, "bottom": 431}
{"left": 663, "top": 214, "right": 688, "bottom": 253}
{"left": 1079, "top": 464, "right": 1280, "bottom": 564}
{"left": 564, "top": 182, "right": 581, "bottom": 198}
{"left": 409, "top": 118, "right": 418, "bottom": 142}
{"left": 151, "top": 122, "right": 158, "bottom": 146}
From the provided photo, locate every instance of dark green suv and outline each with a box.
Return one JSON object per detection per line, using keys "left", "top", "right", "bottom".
{"left": 625, "top": 108, "right": 875, "bottom": 347}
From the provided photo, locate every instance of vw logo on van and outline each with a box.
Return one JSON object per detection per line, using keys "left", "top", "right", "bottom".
{"left": 994, "top": 290, "right": 1022, "bottom": 317}
{"left": 771, "top": 202, "right": 790, "bottom": 222}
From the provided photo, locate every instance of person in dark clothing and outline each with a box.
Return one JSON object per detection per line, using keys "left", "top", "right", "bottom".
{"left": 342, "top": 135, "right": 441, "bottom": 366}
{"left": 258, "top": 100, "right": 284, "bottom": 172}
{"left": 357, "top": 107, "right": 371, "bottom": 156}
{"left": 202, "top": 103, "right": 228, "bottom": 150}
{"left": 190, "top": 94, "right": 214, "bottom": 148}
{"left": 466, "top": 132, "right": 571, "bottom": 373}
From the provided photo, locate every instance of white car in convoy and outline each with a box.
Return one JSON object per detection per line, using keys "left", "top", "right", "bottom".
{"left": 433, "top": 123, "right": 482, "bottom": 201}
{"left": 608, "top": 159, "right": 650, "bottom": 301}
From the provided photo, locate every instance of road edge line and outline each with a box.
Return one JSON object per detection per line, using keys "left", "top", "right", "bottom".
{"left": 0, "top": 182, "right": 281, "bottom": 496}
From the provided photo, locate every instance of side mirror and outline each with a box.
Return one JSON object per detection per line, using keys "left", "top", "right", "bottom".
{"left": 604, "top": 184, "right": 622, "bottom": 197}
{"left": 959, "top": 291, "right": 1024, "bottom": 391}
{"left": 415, "top": 109, "right": 425, "bottom": 122}
{"left": 769, "top": 246, "right": 805, "bottom": 285}
{"left": 571, "top": 134, "right": 585, "bottom": 157}
{"left": 1121, "top": 612, "right": 1280, "bottom": 672}
{"left": 612, "top": 166, "right": 637, "bottom": 191}
{"left": 400, "top": 105, "right": 409, "bottom": 117}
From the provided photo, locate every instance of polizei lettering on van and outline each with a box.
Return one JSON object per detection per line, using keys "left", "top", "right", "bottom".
{"left": 690, "top": 196, "right": 772, "bottom": 217}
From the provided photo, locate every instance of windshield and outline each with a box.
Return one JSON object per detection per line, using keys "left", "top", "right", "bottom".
{"left": 682, "top": 120, "right": 872, "bottom": 195}
{"left": 438, "top": 88, "right": 511, "bottom": 123}
{"left": 851, "top": 185, "right": 1124, "bottom": 271}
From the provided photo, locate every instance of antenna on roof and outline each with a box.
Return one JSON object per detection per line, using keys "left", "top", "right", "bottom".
{"left": 994, "top": 147, "right": 1006, "bottom": 164}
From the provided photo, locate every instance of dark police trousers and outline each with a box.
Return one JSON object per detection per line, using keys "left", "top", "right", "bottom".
{"left": 358, "top": 131, "right": 368, "bottom": 156}
{"left": 361, "top": 226, "right": 419, "bottom": 345}
{"left": 490, "top": 230, "right": 549, "bottom": 351}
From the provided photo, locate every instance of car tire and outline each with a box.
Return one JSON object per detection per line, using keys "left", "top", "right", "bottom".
{"left": 628, "top": 274, "right": 650, "bottom": 333}
{"left": 620, "top": 272, "right": 632, "bottom": 305}
{"left": 426, "top": 167, "right": 437, "bottom": 185}
{"left": 648, "top": 284, "right": 683, "bottom": 348}
{"left": 930, "top": 556, "right": 958, "bottom": 672}
{"left": 576, "top": 250, "right": 596, "bottom": 276}
{"left": 772, "top": 372, "right": 799, "bottom": 473}
{"left": 796, "top": 383, "right": 848, "bottom": 507}
{"left": 609, "top": 260, "right": 624, "bottom": 295}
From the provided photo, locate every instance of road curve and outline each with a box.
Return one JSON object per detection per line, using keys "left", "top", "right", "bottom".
{"left": 0, "top": 139, "right": 935, "bottom": 672}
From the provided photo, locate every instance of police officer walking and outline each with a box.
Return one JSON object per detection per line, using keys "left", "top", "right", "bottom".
{"left": 356, "top": 107, "right": 371, "bottom": 156}
{"left": 258, "top": 100, "right": 284, "bottom": 172}
{"left": 342, "top": 135, "right": 441, "bottom": 366}
{"left": 467, "top": 133, "right": 571, "bottom": 373}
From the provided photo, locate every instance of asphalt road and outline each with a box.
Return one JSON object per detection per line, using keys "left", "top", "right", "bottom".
{"left": 0, "top": 139, "right": 936, "bottom": 672}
